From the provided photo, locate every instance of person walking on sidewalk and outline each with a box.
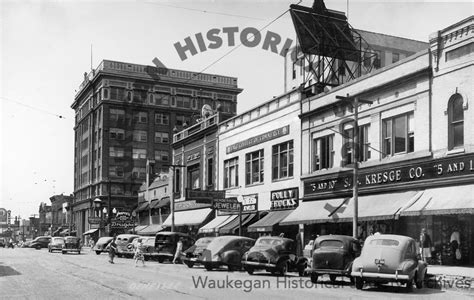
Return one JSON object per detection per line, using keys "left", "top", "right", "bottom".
{"left": 108, "top": 237, "right": 117, "bottom": 264}
{"left": 173, "top": 237, "right": 183, "bottom": 264}
{"left": 450, "top": 227, "right": 461, "bottom": 265}
{"left": 134, "top": 238, "right": 145, "bottom": 267}
{"left": 419, "top": 228, "right": 432, "bottom": 263}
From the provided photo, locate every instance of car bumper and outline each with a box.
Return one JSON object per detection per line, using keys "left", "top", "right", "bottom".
{"left": 310, "top": 269, "right": 350, "bottom": 276}
{"left": 351, "top": 270, "right": 410, "bottom": 281}
{"left": 242, "top": 261, "right": 277, "bottom": 269}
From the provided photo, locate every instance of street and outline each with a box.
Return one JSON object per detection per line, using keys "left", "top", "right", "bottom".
{"left": 1, "top": 247, "right": 471, "bottom": 300}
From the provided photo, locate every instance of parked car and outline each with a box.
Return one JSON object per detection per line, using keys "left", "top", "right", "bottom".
{"left": 20, "top": 239, "right": 32, "bottom": 248}
{"left": 62, "top": 236, "right": 82, "bottom": 254}
{"left": 309, "top": 235, "right": 361, "bottom": 283}
{"left": 154, "top": 232, "right": 194, "bottom": 263}
{"left": 48, "top": 237, "right": 65, "bottom": 253}
{"left": 351, "top": 234, "right": 428, "bottom": 291}
{"left": 140, "top": 237, "right": 156, "bottom": 261}
{"left": 201, "top": 236, "right": 255, "bottom": 271}
{"left": 0, "top": 238, "right": 5, "bottom": 248}
{"left": 93, "top": 237, "right": 114, "bottom": 255}
{"left": 242, "top": 236, "right": 308, "bottom": 276}
{"left": 30, "top": 236, "right": 52, "bottom": 249}
{"left": 182, "top": 237, "right": 215, "bottom": 268}
{"left": 115, "top": 234, "right": 140, "bottom": 258}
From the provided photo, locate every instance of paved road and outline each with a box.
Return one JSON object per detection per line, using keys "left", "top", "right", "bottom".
{"left": 1, "top": 247, "right": 471, "bottom": 300}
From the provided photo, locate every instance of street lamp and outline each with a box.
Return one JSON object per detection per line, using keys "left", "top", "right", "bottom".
{"left": 93, "top": 198, "right": 102, "bottom": 217}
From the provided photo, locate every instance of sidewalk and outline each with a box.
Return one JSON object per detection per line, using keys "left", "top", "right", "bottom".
{"left": 426, "top": 265, "right": 474, "bottom": 293}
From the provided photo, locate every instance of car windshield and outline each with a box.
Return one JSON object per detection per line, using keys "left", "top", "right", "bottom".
{"left": 196, "top": 237, "right": 214, "bottom": 246}
{"left": 52, "top": 238, "right": 64, "bottom": 244}
{"left": 369, "top": 239, "right": 400, "bottom": 247}
{"left": 65, "top": 237, "right": 79, "bottom": 243}
{"left": 319, "top": 240, "right": 344, "bottom": 248}
{"left": 256, "top": 238, "right": 283, "bottom": 246}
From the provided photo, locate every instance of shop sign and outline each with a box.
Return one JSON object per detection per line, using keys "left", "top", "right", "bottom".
{"left": 214, "top": 198, "right": 241, "bottom": 212}
{"left": 270, "top": 188, "right": 299, "bottom": 211}
{"left": 187, "top": 189, "right": 226, "bottom": 202}
{"left": 304, "top": 153, "right": 474, "bottom": 196}
{"left": 218, "top": 194, "right": 258, "bottom": 216}
{"left": 88, "top": 217, "right": 102, "bottom": 224}
{"left": 175, "top": 200, "right": 213, "bottom": 211}
{"left": 110, "top": 220, "right": 135, "bottom": 228}
{"left": 226, "top": 125, "right": 289, "bottom": 154}
{"left": 186, "top": 152, "right": 201, "bottom": 162}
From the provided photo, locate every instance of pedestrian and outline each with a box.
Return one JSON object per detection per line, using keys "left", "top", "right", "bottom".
{"left": 450, "top": 226, "right": 461, "bottom": 265}
{"left": 173, "top": 237, "right": 183, "bottom": 264}
{"left": 419, "top": 228, "right": 432, "bottom": 263}
{"left": 8, "top": 238, "right": 14, "bottom": 249}
{"left": 134, "top": 238, "right": 145, "bottom": 267}
{"left": 108, "top": 237, "right": 117, "bottom": 264}
{"left": 89, "top": 238, "right": 95, "bottom": 252}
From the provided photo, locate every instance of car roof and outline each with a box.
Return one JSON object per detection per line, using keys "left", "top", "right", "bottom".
{"left": 365, "top": 234, "right": 413, "bottom": 244}
{"left": 315, "top": 235, "right": 357, "bottom": 242}
{"left": 116, "top": 234, "right": 139, "bottom": 238}
{"left": 257, "top": 236, "right": 294, "bottom": 243}
{"left": 213, "top": 236, "right": 254, "bottom": 242}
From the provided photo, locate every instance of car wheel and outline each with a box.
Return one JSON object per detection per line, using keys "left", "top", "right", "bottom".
{"left": 415, "top": 271, "right": 425, "bottom": 289}
{"left": 35, "top": 245, "right": 41, "bottom": 250}
{"left": 96, "top": 251, "right": 101, "bottom": 255}
{"left": 185, "top": 261, "right": 194, "bottom": 268}
{"left": 279, "top": 262, "right": 288, "bottom": 276}
{"left": 78, "top": 250, "right": 81, "bottom": 255}
{"left": 157, "top": 257, "right": 164, "bottom": 263}
{"left": 62, "top": 251, "right": 66, "bottom": 254}
{"left": 355, "top": 277, "right": 364, "bottom": 290}
{"left": 205, "top": 264, "right": 213, "bottom": 271}
{"left": 48, "top": 248, "right": 51, "bottom": 253}
{"left": 329, "top": 274, "right": 337, "bottom": 283}
{"left": 246, "top": 267, "right": 254, "bottom": 275}
{"left": 310, "top": 273, "right": 318, "bottom": 284}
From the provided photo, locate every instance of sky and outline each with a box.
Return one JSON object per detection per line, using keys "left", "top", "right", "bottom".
{"left": 1, "top": 0, "right": 472, "bottom": 219}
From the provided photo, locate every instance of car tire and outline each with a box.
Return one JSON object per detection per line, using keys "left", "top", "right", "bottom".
{"left": 279, "top": 262, "right": 288, "bottom": 276}
{"left": 35, "top": 245, "right": 41, "bottom": 250}
{"left": 310, "top": 273, "right": 319, "bottom": 284}
{"left": 62, "top": 251, "right": 66, "bottom": 254}
{"left": 96, "top": 251, "right": 101, "bottom": 255}
{"left": 185, "top": 261, "right": 194, "bottom": 268}
{"left": 355, "top": 277, "right": 364, "bottom": 290}
{"left": 415, "top": 271, "right": 425, "bottom": 289}
{"left": 205, "top": 264, "right": 213, "bottom": 271}
{"left": 157, "top": 257, "right": 164, "bottom": 263}
{"left": 246, "top": 268, "right": 254, "bottom": 275}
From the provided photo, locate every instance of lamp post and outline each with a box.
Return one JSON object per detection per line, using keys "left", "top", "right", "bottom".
{"left": 335, "top": 94, "right": 372, "bottom": 239}
{"left": 164, "top": 164, "right": 186, "bottom": 232}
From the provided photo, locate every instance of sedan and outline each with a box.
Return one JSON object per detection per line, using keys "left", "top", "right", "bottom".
{"left": 48, "top": 237, "right": 65, "bottom": 253}
{"left": 93, "top": 237, "right": 113, "bottom": 255}
{"left": 201, "top": 236, "right": 255, "bottom": 271}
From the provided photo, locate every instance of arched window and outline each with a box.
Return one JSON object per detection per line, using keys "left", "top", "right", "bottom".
{"left": 448, "top": 94, "right": 464, "bottom": 150}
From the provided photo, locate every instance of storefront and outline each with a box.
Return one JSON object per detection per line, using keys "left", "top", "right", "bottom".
{"left": 162, "top": 200, "right": 213, "bottom": 238}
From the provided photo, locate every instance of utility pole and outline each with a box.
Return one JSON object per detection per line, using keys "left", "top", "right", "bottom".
{"left": 164, "top": 164, "right": 185, "bottom": 232}
{"left": 146, "top": 159, "right": 155, "bottom": 225}
{"left": 336, "top": 94, "right": 372, "bottom": 239}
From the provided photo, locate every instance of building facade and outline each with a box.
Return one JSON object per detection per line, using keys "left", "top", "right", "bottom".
{"left": 71, "top": 59, "right": 241, "bottom": 236}
{"left": 49, "top": 194, "right": 74, "bottom": 236}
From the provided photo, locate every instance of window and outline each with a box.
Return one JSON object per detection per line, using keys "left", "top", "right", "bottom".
{"left": 110, "top": 108, "right": 125, "bottom": 122}
{"left": 187, "top": 164, "right": 200, "bottom": 190}
{"left": 132, "top": 167, "right": 146, "bottom": 179}
{"left": 272, "top": 141, "right": 294, "bottom": 180}
{"left": 374, "top": 50, "right": 381, "bottom": 68}
{"left": 110, "top": 87, "right": 126, "bottom": 101}
{"left": 342, "top": 124, "right": 370, "bottom": 165}
{"left": 245, "top": 150, "right": 264, "bottom": 185}
{"left": 448, "top": 95, "right": 464, "bottom": 150}
{"left": 207, "top": 158, "right": 214, "bottom": 187}
{"left": 392, "top": 52, "right": 400, "bottom": 63}
{"left": 175, "top": 115, "right": 189, "bottom": 127}
{"left": 155, "top": 93, "right": 170, "bottom": 106}
{"left": 109, "top": 128, "right": 125, "bottom": 140}
{"left": 109, "top": 166, "right": 124, "bottom": 177}
{"left": 132, "top": 148, "right": 147, "bottom": 159}
{"left": 382, "top": 112, "right": 414, "bottom": 157}
{"left": 174, "top": 168, "right": 181, "bottom": 195}
{"left": 154, "top": 150, "right": 169, "bottom": 161}
{"left": 154, "top": 132, "right": 169, "bottom": 143}
{"left": 133, "top": 112, "right": 148, "bottom": 124}
{"left": 224, "top": 157, "right": 239, "bottom": 188}
{"left": 133, "top": 90, "right": 147, "bottom": 103}
{"left": 155, "top": 113, "right": 169, "bottom": 125}
{"left": 109, "top": 147, "right": 124, "bottom": 158}
{"left": 313, "top": 134, "right": 334, "bottom": 171}
{"left": 176, "top": 95, "right": 191, "bottom": 108}
{"left": 133, "top": 130, "right": 148, "bottom": 142}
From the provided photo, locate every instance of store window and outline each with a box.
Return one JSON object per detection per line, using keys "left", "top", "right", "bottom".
{"left": 224, "top": 157, "right": 239, "bottom": 188}
{"left": 312, "top": 134, "right": 334, "bottom": 171}
{"left": 272, "top": 140, "right": 294, "bottom": 180}
{"left": 246, "top": 150, "right": 264, "bottom": 185}
{"left": 187, "top": 164, "right": 200, "bottom": 190}
{"left": 448, "top": 94, "right": 464, "bottom": 150}
{"left": 133, "top": 130, "right": 148, "bottom": 142}
{"left": 132, "top": 148, "right": 147, "bottom": 159}
{"left": 342, "top": 123, "right": 370, "bottom": 165}
{"left": 382, "top": 112, "right": 414, "bottom": 157}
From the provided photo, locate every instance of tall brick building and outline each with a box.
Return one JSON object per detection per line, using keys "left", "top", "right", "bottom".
{"left": 71, "top": 60, "right": 241, "bottom": 236}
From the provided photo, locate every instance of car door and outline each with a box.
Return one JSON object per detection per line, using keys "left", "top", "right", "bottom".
{"left": 403, "top": 240, "right": 418, "bottom": 275}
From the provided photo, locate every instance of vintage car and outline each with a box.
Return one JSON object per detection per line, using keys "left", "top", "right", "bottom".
{"left": 309, "top": 235, "right": 361, "bottom": 283}
{"left": 48, "top": 237, "right": 65, "bottom": 253}
{"left": 140, "top": 236, "right": 157, "bottom": 261}
{"left": 115, "top": 234, "right": 140, "bottom": 258}
{"left": 154, "top": 232, "right": 194, "bottom": 263}
{"left": 30, "top": 236, "right": 52, "bottom": 249}
{"left": 242, "top": 236, "right": 308, "bottom": 276}
{"left": 351, "top": 234, "right": 428, "bottom": 291}
{"left": 182, "top": 237, "right": 215, "bottom": 268}
{"left": 201, "top": 236, "right": 255, "bottom": 271}
{"left": 93, "top": 237, "right": 114, "bottom": 255}
{"left": 62, "top": 236, "right": 81, "bottom": 254}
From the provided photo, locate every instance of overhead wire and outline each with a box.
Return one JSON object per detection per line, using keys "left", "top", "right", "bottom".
{"left": 1, "top": 96, "right": 66, "bottom": 119}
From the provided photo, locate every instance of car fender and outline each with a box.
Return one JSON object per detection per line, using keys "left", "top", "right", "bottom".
{"left": 222, "top": 250, "right": 241, "bottom": 264}
{"left": 296, "top": 256, "right": 308, "bottom": 267}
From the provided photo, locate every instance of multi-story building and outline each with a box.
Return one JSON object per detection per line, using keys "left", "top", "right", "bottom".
{"left": 71, "top": 59, "right": 241, "bottom": 236}
{"left": 49, "top": 194, "right": 73, "bottom": 236}
{"left": 38, "top": 202, "right": 52, "bottom": 236}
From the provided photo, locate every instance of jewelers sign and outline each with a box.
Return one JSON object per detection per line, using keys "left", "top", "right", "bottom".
{"left": 270, "top": 188, "right": 299, "bottom": 211}
{"left": 226, "top": 126, "right": 289, "bottom": 154}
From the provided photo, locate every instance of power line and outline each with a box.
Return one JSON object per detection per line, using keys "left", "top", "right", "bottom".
{"left": 1, "top": 96, "right": 66, "bottom": 119}
{"left": 145, "top": 1, "right": 265, "bottom": 21}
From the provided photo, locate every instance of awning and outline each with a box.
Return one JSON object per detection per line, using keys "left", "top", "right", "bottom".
{"left": 280, "top": 198, "right": 351, "bottom": 226}
{"left": 83, "top": 229, "right": 98, "bottom": 235}
{"left": 247, "top": 210, "right": 294, "bottom": 233}
{"left": 401, "top": 185, "right": 474, "bottom": 216}
{"left": 138, "top": 224, "right": 165, "bottom": 235}
{"left": 134, "top": 225, "right": 149, "bottom": 233}
{"left": 136, "top": 201, "right": 150, "bottom": 212}
{"left": 163, "top": 208, "right": 213, "bottom": 227}
{"left": 60, "top": 229, "right": 69, "bottom": 235}
{"left": 219, "top": 213, "right": 257, "bottom": 235}
{"left": 198, "top": 215, "right": 237, "bottom": 234}
{"left": 150, "top": 197, "right": 170, "bottom": 209}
